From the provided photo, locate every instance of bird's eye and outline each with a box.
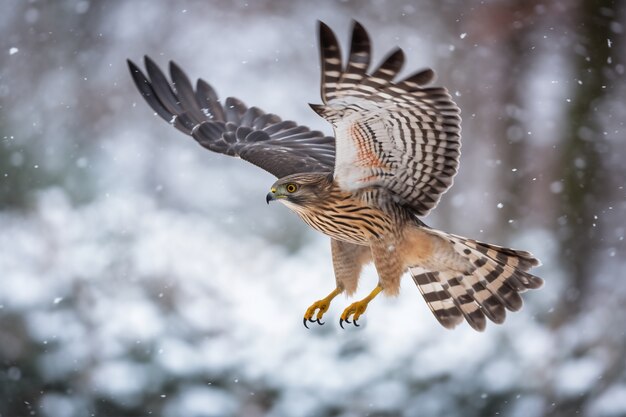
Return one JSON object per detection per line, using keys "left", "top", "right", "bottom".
{"left": 286, "top": 183, "right": 298, "bottom": 193}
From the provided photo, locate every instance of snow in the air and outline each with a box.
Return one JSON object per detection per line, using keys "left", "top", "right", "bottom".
{"left": 0, "top": 1, "right": 625, "bottom": 417}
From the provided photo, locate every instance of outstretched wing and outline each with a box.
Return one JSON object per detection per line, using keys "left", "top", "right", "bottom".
{"left": 311, "top": 21, "right": 461, "bottom": 216}
{"left": 128, "top": 57, "right": 335, "bottom": 179}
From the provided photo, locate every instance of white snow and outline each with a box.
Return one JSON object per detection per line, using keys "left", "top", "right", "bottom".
{"left": 555, "top": 357, "right": 605, "bottom": 397}
{"left": 0, "top": 2, "right": 623, "bottom": 416}
{"left": 163, "top": 386, "right": 237, "bottom": 417}
{"left": 589, "top": 385, "right": 626, "bottom": 417}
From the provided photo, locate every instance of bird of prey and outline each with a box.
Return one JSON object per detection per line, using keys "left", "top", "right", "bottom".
{"left": 128, "top": 21, "right": 543, "bottom": 331}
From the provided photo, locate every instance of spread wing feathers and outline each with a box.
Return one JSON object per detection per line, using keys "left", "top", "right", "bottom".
{"left": 410, "top": 231, "right": 543, "bottom": 331}
{"left": 128, "top": 56, "right": 335, "bottom": 179}
{"left": 312, "top": 21, "right": 461, "bottom": 216}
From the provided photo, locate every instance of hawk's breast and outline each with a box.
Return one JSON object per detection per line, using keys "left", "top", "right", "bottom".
{"left": 283, "top": 193, "right": 395, "bottom": 245}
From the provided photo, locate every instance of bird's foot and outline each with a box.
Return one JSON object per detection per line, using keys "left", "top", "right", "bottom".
{"left": 339, "top": 301, "right": 368, "bottom": 328}
{"left": 303, "top": 287, "right": 342, "bottom": 329}
{"left": 339, "top": 285, "right": 383, "bottom": 328}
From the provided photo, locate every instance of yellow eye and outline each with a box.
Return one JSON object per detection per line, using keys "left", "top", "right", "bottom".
{"left": 286, "top": 183, "right": 298, "bottom": 193}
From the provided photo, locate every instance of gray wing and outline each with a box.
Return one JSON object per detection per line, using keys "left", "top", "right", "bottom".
{"left": 128, "top": 56, "right": 335, "bottom": 178}
{"left": 311, "top": 21, "right": 461, "bottom": 216}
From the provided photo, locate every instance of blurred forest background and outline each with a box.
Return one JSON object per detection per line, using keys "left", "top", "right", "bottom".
{"left": 1, "top": 0, "right": 625, "bottom": 416}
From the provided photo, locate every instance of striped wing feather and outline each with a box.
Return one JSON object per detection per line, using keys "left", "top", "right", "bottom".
{"left": 128, "top": 57, "right": 335, "bottom": 179}
{"left": 313, "top": 21, "right": 461, "bottom": 216}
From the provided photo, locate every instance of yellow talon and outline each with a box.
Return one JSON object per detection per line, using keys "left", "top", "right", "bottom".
{"left": 303, "top": 287, "right": 342, "bottom": 328}
{"left": 340, "top": 285, "right": 383, "bottom": 328}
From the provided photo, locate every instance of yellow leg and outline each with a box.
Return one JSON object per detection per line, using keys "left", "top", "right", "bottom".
{"left": 340, "top": 285, "right": 383, "bottom": 328}
{"left": 303, "top": 287, "right": 342, "bottom": 328}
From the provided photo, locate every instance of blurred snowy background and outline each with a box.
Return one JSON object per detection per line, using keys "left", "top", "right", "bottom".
{"left": 1, "top": 0, "right": 625, "bottom": 416}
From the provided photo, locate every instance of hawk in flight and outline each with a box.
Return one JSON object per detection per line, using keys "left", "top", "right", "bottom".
{"left": 128, "top": 21, "right": 543, "bottom": 331}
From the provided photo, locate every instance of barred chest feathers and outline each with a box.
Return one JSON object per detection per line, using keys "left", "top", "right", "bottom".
{"left": 281, "top": 185, "right": 405, "bottom": 246}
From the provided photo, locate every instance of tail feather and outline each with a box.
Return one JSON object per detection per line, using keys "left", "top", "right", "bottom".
{"left": 458, "top": 275, "right": 506, "bottom": 324}
{"left": 440, "top": 272, "right": 487, "bottom": 331}
{"left": 409, "top": 230, "right": 543, "bottom": 331}
{"left": 412, "top": 270, "right": 464, "bottom": 329}
{"left": 469, "top": 240, "right": 541, "bottom": 272}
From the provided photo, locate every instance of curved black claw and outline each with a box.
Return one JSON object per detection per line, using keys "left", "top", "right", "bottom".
{"left": 353, "top": 319, "right": 360, "bottom": 327}
{"left": 304, "top": 317, "right": 325, "bottom": 329}
{"left": 340, "top": 316, "right": 353, "bottom": 329}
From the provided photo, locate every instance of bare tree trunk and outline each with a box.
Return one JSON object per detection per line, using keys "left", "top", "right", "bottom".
{"left": 552, "top": 0, "right": 616, "bottom": 326}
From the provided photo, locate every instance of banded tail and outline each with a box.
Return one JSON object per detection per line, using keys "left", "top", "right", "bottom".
{"left": 409, "top": 231, "right": 543, "bottom": 331}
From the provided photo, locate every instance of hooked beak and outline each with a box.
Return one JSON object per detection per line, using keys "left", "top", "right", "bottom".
{"left": 266, "top": 188, "right": 277, "bottom": 204}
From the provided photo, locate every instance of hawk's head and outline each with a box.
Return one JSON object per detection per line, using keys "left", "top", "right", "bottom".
{"left": 266, "top": 173, "right": 333, "bottom": 208}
